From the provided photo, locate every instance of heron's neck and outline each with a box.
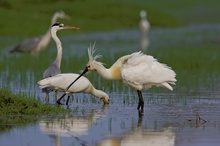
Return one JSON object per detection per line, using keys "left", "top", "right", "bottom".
{"left": 42, "top": 29, "right": 51, "bottom": 44}
{"left": 54, "top": 44, "right": 62, "bottom": 68}
{"left": 51, "top": 15, "right": 58, "bottom": 25}
{"left": 46, "top": 14, "right": 58, "bottom": 42}
{"left": 51, "top": 30, "right": 62, "bottom": 68}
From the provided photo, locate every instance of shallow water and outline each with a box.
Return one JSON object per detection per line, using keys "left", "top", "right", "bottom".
{"left": 1, "top": 91, "right": 220, "bottom": 146}
{"left": 0, "top": 24, "right": 220, "bottom": 146}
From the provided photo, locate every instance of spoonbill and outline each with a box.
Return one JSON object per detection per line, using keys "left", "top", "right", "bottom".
{"left": 42, "top": 22, "right": 79, "bottom": 101}
{"left": 139, "top": 10, "right": 150, "bottom": 51}
{"left": 10, "top": 10, "right": 71, "bottom": 55}
{"left": 66, "top": 44, "right": 176, "bottom": 112}
{"left": 38, "top": 73, "right": 110, "bottom": 105}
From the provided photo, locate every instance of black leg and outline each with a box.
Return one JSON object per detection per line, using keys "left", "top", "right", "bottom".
{"left": 66, "top": 95, "right": 70, "bottom": 105}
{"left": 56, "top": 93, "right": 66, "bottom": 105}
{"left": 137, "top": 90, "right": 144, "bottom": 112}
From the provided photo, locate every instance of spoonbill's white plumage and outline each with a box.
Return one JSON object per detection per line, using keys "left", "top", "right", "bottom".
{"left": 38, "top": 73, "right": 109, "bottom": 105}
{"left": 42, "top": 22, "right": 79, "bottom": 101}
{"left": 10, "top": 10, "right": 70, "bottom": 55}
{"left": 67, "top": 45, "right": 176, "bottom": 112}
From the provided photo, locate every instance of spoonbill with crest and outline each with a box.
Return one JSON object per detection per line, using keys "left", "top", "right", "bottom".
{"left": 65, "top": 44, "right": 176, "bottom": 112}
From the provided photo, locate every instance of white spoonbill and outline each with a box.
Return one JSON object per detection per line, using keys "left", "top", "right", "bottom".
{"left": 10, "top": 10, "right": 70, "bottom": 55}
{"left": 42, "top": 22, "right": 79, "bottom": 101}
{"left": 67, "top": 45, "right": 177, "bottom": 112}
{"left": 38, "top": 73, "right": 109, "bottom": 105}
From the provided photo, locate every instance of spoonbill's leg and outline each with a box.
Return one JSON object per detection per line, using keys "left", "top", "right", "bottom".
{"left": 137, "top": 90, "right": 144, "bottom": 112}
{"left": 66, "top": 95, "right": 71, "bottom": 105}
{"left": 56, "top": 93, "right": 66, "bottom": 105}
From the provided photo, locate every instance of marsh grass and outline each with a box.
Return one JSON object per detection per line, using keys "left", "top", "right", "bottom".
{"left": 0, "top": 88, "right": 68, "bottom": 115}
{"left": 0, "top": 88, "right": 70, "bottom": 132}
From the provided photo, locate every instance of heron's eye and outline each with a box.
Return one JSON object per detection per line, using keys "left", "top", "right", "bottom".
{"left": 87, "top": 65, "right": 90, "bottom": 68}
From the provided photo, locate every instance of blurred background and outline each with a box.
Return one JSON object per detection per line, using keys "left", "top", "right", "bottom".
{"left": 0, "top": 0, "right": 220, "bottom": 35}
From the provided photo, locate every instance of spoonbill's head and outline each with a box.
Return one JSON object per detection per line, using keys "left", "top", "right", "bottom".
{"left": 86, "top": 44, "right": 104, "bottom": 72}
{"left": 65, "top": 44, "right": 105, "bottom": 92}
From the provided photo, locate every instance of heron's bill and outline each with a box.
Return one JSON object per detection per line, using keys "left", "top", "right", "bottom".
{"left": 65, "top": 67, "right": 88, "bottom": 91}
{"left": 63, "top": 26, "right": 80, "bottom": 30}
{"left": 63, "top": 15, "right": 71, "bottom": 20}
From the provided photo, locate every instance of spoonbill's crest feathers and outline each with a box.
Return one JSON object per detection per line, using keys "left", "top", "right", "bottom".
{"left": 87, "top": 44, "right": 104, "bottom": 67}
{"left": 88, "top": 43, "right": 102, "bottom": 61}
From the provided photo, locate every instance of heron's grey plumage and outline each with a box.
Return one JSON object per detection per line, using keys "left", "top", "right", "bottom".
{"left": 42, "top": 64, "right": 61, "bottom": 93}
{"left": 10, "top": 10, "right": 69, "bottom": 56}
{"left": 43, "top": 64, "right": 61, "bottom": 79}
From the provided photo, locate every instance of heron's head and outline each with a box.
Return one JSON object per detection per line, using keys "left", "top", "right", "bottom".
{"left": 86, "top": 43, "right": 105, "bottom": 72}
{"left": 51, "top": 22, "right": 79, "bottom": 32}
{"left": 55, "top": 10, "right": 71, "bottom": 20}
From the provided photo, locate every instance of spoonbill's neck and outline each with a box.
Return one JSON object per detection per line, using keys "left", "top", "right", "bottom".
{"left": 91, "top": 88, "right": 106, "bottom": 99}
{"left": 95, "top": 64, "right": 122, "bottom": 80}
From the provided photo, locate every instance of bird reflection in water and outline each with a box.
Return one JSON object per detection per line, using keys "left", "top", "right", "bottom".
{"left": 39, "top": 105, "right": 108, "bottom": 146}
{"left": 97, "top": 111, "right": 175, "bottom": 146}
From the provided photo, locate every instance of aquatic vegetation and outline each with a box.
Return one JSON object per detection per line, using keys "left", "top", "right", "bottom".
{"left": 0, "top": 88, "right": 70, "bottom": 133}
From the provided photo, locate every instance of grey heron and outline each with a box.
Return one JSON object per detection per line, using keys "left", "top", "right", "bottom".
{"left": 10, "top": 10, "right": 71, "bottom": 55}
{"left": 38, "top": 73, "right": 109, "bottom": 105}
{"left": 42, "top": 22, "right": 79, "bottom": 101}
